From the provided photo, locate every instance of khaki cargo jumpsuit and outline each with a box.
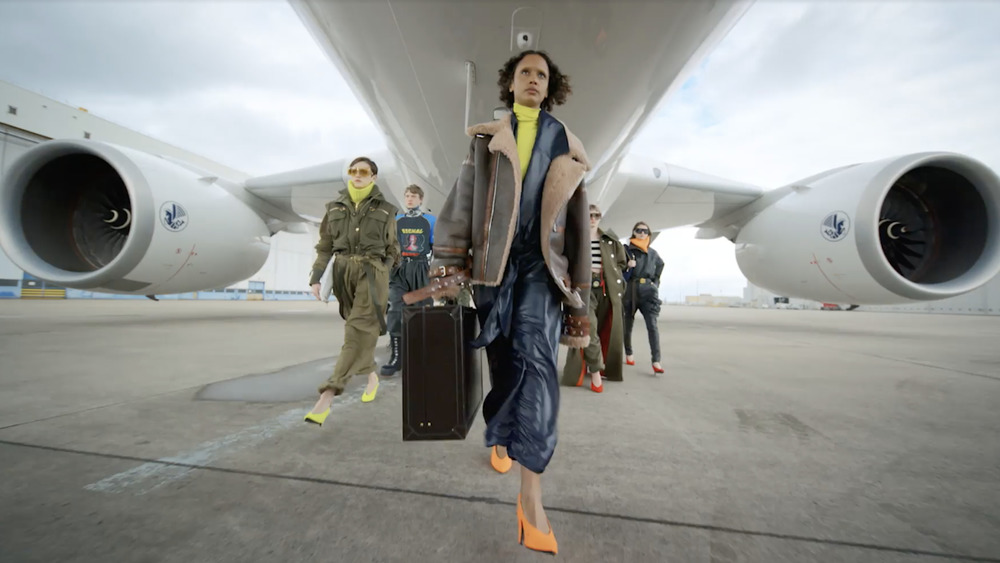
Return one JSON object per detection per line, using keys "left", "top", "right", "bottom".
{"left": 309, "top": 185, "right": 400, "bottom": 394}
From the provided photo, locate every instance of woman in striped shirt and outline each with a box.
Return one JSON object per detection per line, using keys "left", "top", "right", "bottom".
{"left": 561, "top": 204, "right": 630, "bottom": 390}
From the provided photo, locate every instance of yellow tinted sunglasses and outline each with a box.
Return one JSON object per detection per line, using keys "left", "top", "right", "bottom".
{"left": 347, "top": 167, "right": 373, "bottom": 178}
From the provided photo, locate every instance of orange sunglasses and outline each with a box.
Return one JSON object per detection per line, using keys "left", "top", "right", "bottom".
{"left": 347, "top": 167, "right": 373, "bottom": 178}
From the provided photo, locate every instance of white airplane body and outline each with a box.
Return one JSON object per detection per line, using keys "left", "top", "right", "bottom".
{"left": 1, "top": 0, "right": 999, "bottom": 305}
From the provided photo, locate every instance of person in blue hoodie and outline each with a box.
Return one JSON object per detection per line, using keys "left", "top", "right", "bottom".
{"left": 381, "top": 184, "right": 436, "bottom": 375}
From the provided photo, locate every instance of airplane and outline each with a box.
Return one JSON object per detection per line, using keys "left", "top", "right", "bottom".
{"left": 1, "top": 0, "right": 998, "bottom": 306}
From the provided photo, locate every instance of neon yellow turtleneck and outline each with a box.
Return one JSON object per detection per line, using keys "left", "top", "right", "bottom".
{"left": 512, "top": 102, "right": 540, "bottom": 179}
{"left": 349, "top": 180, "right": 375, "bottom": 207}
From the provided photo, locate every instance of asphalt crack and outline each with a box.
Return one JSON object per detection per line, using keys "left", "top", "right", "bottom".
{"left": 1, "top": 439, "right": 997, "bottom": 562}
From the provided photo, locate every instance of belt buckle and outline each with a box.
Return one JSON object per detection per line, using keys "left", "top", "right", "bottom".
{"left": 639, "top": 277, "right": 647, "bottom": 283}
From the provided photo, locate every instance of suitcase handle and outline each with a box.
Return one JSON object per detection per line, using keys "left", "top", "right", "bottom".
{"left": 402, "top": 269, "right": 470, "bottom": 305}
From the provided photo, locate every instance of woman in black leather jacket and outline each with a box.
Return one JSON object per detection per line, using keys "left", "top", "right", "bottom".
{"left": 622, "top": 221, "right": 665, "bottom": 374}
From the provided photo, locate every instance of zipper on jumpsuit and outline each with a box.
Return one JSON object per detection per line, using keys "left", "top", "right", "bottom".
{"left": 345, "top": 198, "right": 372, "bottom": 259}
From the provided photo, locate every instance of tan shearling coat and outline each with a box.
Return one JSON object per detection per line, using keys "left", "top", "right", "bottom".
{"left": 430, "top": 113, "right": 592, "bottom": 346}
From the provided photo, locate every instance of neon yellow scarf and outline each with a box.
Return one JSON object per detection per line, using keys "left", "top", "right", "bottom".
{"left": 349, "top": 180, "right": 374, "bottom": 207}
{"left": 513, "top": 103, "right": 540, "bottom": 179}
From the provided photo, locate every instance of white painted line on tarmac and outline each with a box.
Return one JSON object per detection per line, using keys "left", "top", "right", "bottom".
{"left": 83, "top": 383, "right": 390, "bottom": 495}
{"left": 84, "top": 407, "right": 308, "bottom": 495}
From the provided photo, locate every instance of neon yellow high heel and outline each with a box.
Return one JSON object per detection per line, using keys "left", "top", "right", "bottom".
{"left": 361, "top": 381, "right": 379, "bottom": 403}
{"left": 304, "top": 408, "right": 330, "bottom": 426}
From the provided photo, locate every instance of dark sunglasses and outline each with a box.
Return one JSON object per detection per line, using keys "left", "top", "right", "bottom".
{"left": 634, "top": 228, "right": 649, "bottom": 234}
{"left": 589, "top": 213, "right": 602, "bottom": 219}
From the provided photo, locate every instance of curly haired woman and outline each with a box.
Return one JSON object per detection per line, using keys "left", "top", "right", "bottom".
{"left": 431, "top": 50, "right": 591, "bottom": 554}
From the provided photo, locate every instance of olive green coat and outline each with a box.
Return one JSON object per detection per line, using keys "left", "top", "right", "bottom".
{"left": 561, "top": 229, "right": 629, "bottom": 384}
{"left": 310, "top": 185, "right": 399, "bottom": 394}
{"left": 309, "top": 185, "right": 400, "bottom": 286}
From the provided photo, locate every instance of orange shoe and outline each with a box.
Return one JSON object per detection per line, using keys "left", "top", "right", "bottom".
{"left": 517, "top": 494, "right": 557, "bottom": 555}
{"left": 590, "top": 381, "right": 603, "bottom": 393}
{"left": 490, "top": 445, "right": 512, "bottom": 474}
{"left": 652, "top": 363, "right": 665, "bottom": 374}
{"left": 625, "top": 355, "right": 635, "bottom": 366}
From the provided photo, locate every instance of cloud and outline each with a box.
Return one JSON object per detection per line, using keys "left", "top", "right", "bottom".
{"left": 94, "top": 86, "right": 382, "bottom": 175}
{"left": 0, "top": 0, "right": 381, "bottom": 176}
{"left": 650, "top": 227, "right": 747, "bottom": 302}
{"left": 636, "top": 1, "right": 1000, "bottom": 186}
{"left": 1, "top": 1, "right": 326, "bottom": 99}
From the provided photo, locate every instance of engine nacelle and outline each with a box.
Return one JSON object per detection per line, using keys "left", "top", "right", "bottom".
{"left": 735, "top": 152, "right": 1000, "bottom": 304}
{"left": 0, "top": 140, "right": 271, "bottom": 294}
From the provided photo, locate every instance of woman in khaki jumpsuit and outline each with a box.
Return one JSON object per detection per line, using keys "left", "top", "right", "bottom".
{"left": 304, "top": 156, "right": 399, "bottom": 426}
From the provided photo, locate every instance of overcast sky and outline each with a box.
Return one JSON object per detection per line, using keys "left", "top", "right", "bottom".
{"left": 2, "top": 0, "right": 998, "bottom": 300}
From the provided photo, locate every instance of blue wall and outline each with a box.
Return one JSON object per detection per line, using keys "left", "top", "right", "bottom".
{"left": 64, "top": 289, "right": 313, "bottom": 301}
{"left": 0, "top": 279, "right": 313, "bottom": 301}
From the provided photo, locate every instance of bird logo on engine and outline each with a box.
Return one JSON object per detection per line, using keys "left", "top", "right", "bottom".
{"left": 160, "top": 202, "right": 188, "bottom": 232}
{"left": 821, "top": 211, "right": 849, "bottom": 242}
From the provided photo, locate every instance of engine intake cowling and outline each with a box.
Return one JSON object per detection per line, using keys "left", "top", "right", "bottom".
{"left": 734, "top": 152, "right": 1000, "bottom": 304}
{"left": 0, "top": 140, "right": 271, "bottom": 294}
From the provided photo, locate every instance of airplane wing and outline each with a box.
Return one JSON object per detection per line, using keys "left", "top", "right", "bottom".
{"left": 592, "top": 153, "right": 764, "bottom": 239}
{"left": 244, "top": 149, "right": 407, "bottom": 223}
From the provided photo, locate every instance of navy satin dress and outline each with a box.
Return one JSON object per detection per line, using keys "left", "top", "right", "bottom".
{"left": 472, "top": 112, "right": 569, "bottom": 474}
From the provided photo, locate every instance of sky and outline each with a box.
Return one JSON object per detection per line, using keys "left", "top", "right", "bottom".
{"left": 1, "top": 0, "right": 998, "bottom": 300}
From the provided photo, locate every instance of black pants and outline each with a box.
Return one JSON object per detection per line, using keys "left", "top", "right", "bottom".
{"left": 387, "top": 258, "right": 431, "bottom": 339}
{"left": 623, "top": 283, "right": 661, "bottom": 363}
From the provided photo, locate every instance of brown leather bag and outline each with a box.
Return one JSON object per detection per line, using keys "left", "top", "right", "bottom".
{"left": 402, "top": 269, "right": 470, "bottom": 305}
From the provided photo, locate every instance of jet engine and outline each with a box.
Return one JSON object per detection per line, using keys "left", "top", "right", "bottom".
{"left": 0, "top": 140, "right": 271, "bottom": 294}
{"left": 734, "top": 152, "right": 1000, "bottom": 304}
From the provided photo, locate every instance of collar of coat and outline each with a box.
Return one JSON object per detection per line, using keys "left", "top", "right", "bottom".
{"left": 598, "top": 228, "right": 622, "bottom": 242}
{"left": 336, "top": 183, "right": 387, "bottom": 207}
{"left": 467, "top": 112, "right": 592, "bottom": 306}
{"left": 466, "top": 111, "right": 591, "bottom": 180}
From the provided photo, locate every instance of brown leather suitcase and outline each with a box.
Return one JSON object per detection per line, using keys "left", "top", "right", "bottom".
{"left": 401, "top": 304, "right": 483, "bottom": 441}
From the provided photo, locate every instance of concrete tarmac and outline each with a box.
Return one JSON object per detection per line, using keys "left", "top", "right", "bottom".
{"left": 0, "top": 300, "right": 998, "bottom": 562}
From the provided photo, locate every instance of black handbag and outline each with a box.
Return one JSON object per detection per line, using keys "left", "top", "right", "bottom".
{"left": 401, "top": 304, "right": 483, "bottom": 441}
